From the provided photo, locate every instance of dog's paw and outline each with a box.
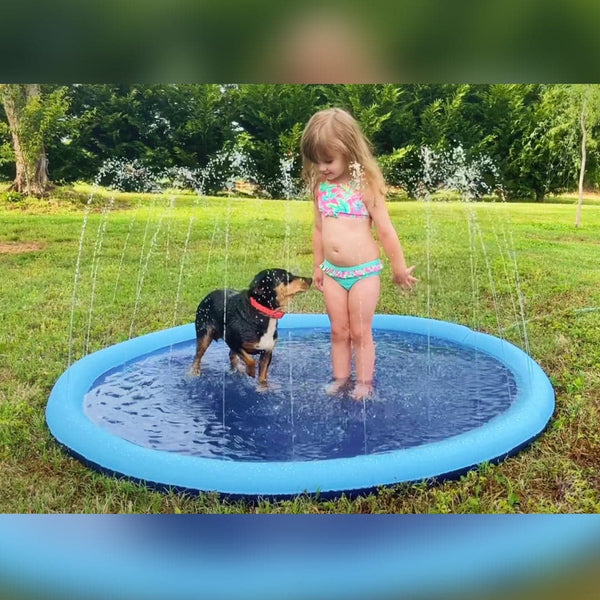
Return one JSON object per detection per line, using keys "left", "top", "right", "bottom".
{"left": 230, "top": 361, "right": 247, "bottom": 375}
{"left": 256, "top": 379, "right": 273, "bottom": 393}
{"left": 189, "top": 365, "right": 201, "bottom": 377}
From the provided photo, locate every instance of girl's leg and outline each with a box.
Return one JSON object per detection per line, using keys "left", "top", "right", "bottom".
{"left": 348, "top": 275, "right": 380, "bottom": 398}
{"left": 322, "top": 273, "right": 351, "bottom": 386}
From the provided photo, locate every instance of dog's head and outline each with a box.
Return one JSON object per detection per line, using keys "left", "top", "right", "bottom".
{"left": 248, "top": 269, "right": 312, "bottom": 311}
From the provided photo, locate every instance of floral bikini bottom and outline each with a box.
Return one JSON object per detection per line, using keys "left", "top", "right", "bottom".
{"left": 320, "top": 258, "right": 383, "bottom": 291}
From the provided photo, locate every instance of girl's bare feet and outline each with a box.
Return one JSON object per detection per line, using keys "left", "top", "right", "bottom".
{"left": 351, "top": 381, "right": 373, "bottom": 400}
{"left": 325, "top": 378, "right": 351, "bottom": 396}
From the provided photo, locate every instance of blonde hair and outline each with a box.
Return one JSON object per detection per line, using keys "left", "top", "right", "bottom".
{"left": 300, "top": 108, "right": 386, "bottom": 201}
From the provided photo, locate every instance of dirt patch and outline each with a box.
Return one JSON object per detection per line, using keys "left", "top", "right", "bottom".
{"left": 0, "top": 241, "right": 44, "bottom": 254}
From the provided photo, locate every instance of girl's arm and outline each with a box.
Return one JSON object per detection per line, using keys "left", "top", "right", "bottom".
{"left": 366, "top": 190, "right": 417, "bottom": 290}
{"left": 312, "top": 192, "right": 325, "bottom": 292}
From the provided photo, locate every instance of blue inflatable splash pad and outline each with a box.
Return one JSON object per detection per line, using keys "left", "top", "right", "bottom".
{"left": 46, "top": 314, "right": 554, "bottom": 497}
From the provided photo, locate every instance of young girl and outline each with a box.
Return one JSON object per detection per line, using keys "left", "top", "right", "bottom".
{"left": 300, "top": 108, "right": 417, "bottom": 400}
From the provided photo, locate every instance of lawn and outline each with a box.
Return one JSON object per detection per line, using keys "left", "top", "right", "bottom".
{"left": 1, "top": 189, "right": 599, "bottom": 513}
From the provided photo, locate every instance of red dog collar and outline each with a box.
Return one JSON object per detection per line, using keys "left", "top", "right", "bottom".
{"left": 250, "top": 297, "right": 285, "bottom": 319}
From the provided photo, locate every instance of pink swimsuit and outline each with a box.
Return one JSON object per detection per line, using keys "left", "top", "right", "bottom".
{"left": 317, "top": 181, "right": 382, "bottom": 289}
{"left": 317, "top": 181, "right": 370, "bottom": 218}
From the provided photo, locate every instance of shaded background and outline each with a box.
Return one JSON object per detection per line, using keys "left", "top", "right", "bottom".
{"left": 1, "top": 0, "right": 600, "bottom": 82}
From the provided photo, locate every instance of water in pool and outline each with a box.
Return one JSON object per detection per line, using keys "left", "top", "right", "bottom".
{"left": 84, "top": 329, "right": 517, "bottom": 461}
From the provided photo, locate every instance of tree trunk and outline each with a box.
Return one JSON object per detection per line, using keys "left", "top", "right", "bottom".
{"left": 575, "top": 101, "right": 586, "bottom": 228}
{"left": 0, "top": 84, "right": 51, "bottom": 197}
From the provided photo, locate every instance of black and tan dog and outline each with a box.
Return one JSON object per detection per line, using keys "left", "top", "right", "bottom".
{"left": 191, "top": 269, "right": 312, "bottom": 385}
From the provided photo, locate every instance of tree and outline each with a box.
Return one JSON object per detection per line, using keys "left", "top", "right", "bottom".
{"left": 226, "top": 84, "right": 323, "bottom": 196}
{"left": 478, "top": 84, "right": 548, "bottom": 200}
{"left": 573, "top": 86, "right": 600, "bottom": 227}
{"left": 0, "top": 84, "right": 68, "bottom": 196}
{"left": 540, "top": 85, "right": 600, "bottom": 224}
{"left": 47, "top": 84, "right": 233, "bottom": 187}
{"left": 576, "top": 95, "right": 588, "bottom": 228}
{"left": 319, "top": 84, "right": 402, "bottom": 147}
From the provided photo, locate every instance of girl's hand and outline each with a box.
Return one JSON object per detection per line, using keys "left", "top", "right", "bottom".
{"left": 393, "top": 266, "right": 418, "bottom": 290}
{"left": 313, "top": 266, "right": 324, "bottom": 292}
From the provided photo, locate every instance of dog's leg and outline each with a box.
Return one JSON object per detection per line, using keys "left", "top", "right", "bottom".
{"left": 236, "top": 349, "right": 256, "bottom": 378}
{"left": 190, "top": 331, "right": 213, "bottom": 376}
{"left": 229, "top": 350, "right": 244, "bottom": 372}
{"left": 257, "top": 350, "right": 273, "bottom": 386}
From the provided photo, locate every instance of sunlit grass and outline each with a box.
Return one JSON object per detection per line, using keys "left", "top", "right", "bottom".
{"left": 1, "top": 189, "right": 599, "bottom": 513}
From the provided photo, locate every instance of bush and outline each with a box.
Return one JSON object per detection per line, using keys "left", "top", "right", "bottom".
{"left": 2, "top": 190, "right": 23, "bottom": 203}
{"left": 95, "top": 158, "right": 163, "bottom": 193}
{"left": 378, "top": 146, "right": 422, "bottom": 196}
{"left": 51, "top": 186, "right": 94, "bottom": 205}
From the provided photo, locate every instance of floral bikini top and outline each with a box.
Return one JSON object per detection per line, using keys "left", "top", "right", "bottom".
{"left": 317, "top": 181, "right": 370, "bottom": 218}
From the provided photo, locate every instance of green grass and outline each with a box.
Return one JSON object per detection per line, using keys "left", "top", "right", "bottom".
{"left": 2, "top": 189, "right": 600, "bottom": 513}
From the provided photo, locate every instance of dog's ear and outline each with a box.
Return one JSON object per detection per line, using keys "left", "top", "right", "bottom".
{"left": 249, "top": 272, "right": 267, "bottom": 296}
